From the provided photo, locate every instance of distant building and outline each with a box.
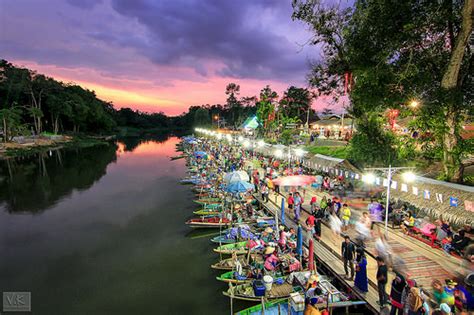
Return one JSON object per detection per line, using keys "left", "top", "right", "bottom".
{"left": 310, "top": 115, "right": 354, "bottom": 140}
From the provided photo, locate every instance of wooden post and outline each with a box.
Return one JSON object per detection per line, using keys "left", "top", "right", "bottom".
{"left": 261, "top": 297, "right": 265, "bottom": 315}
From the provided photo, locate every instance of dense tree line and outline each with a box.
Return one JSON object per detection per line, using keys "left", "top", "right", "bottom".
{"left": 292, "top": 0, "right": 473, "bottom": 183}
{"left": 0, "top": 60, "right": 316, "bottom": 140}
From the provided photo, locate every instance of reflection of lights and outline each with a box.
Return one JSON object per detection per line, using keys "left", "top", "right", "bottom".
{"left": 238, "top": 136, "right": 244, "bottom": 142}
{"left": 402, "top": 171, "right": 416, "bottom": 182}
{"left": 257, "top": 140, "right": 265, "bottom": 147}
{"left": 275, "top": 149, "right": 283, "bottom": 158}
{"left": 243, "top": 140, "right": 250, "bottom": 148}
{"left": 362, "top": 173, "right": 376, "bottom": 184}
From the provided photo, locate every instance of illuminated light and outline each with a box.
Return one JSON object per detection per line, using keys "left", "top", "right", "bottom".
{"left": 362, "top": 173, "right": 376, "bottom": 184}
{"left": 275, "top": 149, "right": 283, "bottom": 158}
{"left": 238, "top": 136, "right": 244, "bottom": 142}
{"left": 226, "top": 134, "right": 232, "bottom": 141}
{"left": 243, "top": 140, "right": 250, "bottom": 148}
{"left": 402, "top": 171, "right": 416, "bottom": 182}
{"left": 409, "top": 100, "right": 419, "bottom": 108}
{"left": 257, "top": 140, "right": 265, "bottom": 147}
{"left": 214, "top": 115, "right": 219, "bottom": 120}
{"left": 217, "top": 133, "right": 223, "bottom": 140}
{"left": 294, "top": 148, "right": 307, "bottom": 157}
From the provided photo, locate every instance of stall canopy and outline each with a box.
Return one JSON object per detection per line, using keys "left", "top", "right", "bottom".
{"left": 242, "top": 116, "right": 261, "bottom": 130}
{"left": 304, "top": 154, "right": 360, "bottom": 173}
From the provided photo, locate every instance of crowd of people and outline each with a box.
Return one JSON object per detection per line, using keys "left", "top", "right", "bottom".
{"left": 190, "top": 136, "right": 473, "bottom": 314}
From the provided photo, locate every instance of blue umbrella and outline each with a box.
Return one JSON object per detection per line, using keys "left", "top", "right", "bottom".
{"left": 194, "top": 151, "right": 207, "bottom": 158}
{"left": 225, "top": 181, "right": 254, "bottom": 194}
{"left": 280, "top": 197, "right": 286, "bottom": 225}
{"left": 296, "top": 225, "right": 303, "bottom": 257}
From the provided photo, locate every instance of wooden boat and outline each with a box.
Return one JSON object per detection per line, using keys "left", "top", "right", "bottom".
{"left": 216, "top": 270, "right": 251, "bottom": 284}
{"left": 217, "top": 271, "right": 285, "bottom": 285}
{"left": 213, "top": 241, "right": 251, "bottom": 255}
{"left": 193, "top": 209, "right": 221, "bottom": 217}
{"left": 185, "top": 217, "right": 231, "bottom": 229}
{"left": 193, "top": 198, "right": 220, "bottom": 205}
{"left": 223, "top": 278, "right": 296, "bottom": 302}
{"left": 210, "top": 255, "right": 253, "bottom": 270}
{"left": 210, "top": 234, "right": 239, "bottom": 244}
{"left": 236, "top": 297, "right": 366, "bottom": 315}
{"left": 236, "top": 298, "right": 289, "bottom": 315}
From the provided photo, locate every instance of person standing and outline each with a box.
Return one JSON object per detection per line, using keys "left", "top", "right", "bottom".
{"left": 341, "top": 236, "right": 355, "bottom": 280}
{"left": 376, "top": 256, "right": 388, "bottom": 308}
{"left": 389, "top": 272, "right": 406, "bottom": 315}
{"left": 294, "top": 192, "right": 302, "bottom": 222}
{"left": 341, "top": 203, "right": 352, "bottom": 232}
{"left": 261, "top": 183, "right": 269, "bottom": 203}
{"left": 354, "top": 247, "right": 368, "bottom": 293}
{"left": 287, "top": 193, "right": 294, "bottom": 213}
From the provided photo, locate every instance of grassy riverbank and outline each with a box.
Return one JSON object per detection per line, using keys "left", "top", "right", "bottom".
{"left": 0, "top": 135, "right": 113, "bottom": 159}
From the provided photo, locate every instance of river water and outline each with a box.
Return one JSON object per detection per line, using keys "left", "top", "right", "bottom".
{"left": 0, "top": 136, "right": 237, "bottom": 314}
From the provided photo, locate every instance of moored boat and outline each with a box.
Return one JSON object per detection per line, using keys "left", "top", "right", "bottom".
{"left": 185, "top": 217, "right": 231, "bottom": 229}
{"left": 213, "top": 241, "right": 253, "bottom": 255}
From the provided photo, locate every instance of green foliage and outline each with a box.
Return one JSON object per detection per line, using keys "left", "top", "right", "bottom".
{"left": 306, "top": 145, "right": 349, "bottom": 159}
{"left": 280, "top": 86, "right": 312, "bottom": 122}
{"left": 293, "top": 0, "right": 473, "bottom": 182}
{"left": 348, "top": 116, "right": 398, "bottom": 167}
{"left": 279, "top": 130, "right": 294, "bottom": 145}
{"left": 193, "top": 107, "right": 211, "bottom": 127}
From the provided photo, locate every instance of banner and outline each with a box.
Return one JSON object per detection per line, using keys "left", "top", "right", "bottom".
{"left": 401, "top": 183, "right": 408, "bottom": 192}
{"left": 412, "top": 186, "right": 419, "bottom": 195}
{"left": 391, "top": 181, "right": 397, "bottom": 190}
{"left": 436, "top": 193, "right": 443, "bottom": 203}
{"left": 423, "top": 190, "right": 430, "bottom": 200}
{"left": 449, "top": 197, "right": 458, "bottom": 207}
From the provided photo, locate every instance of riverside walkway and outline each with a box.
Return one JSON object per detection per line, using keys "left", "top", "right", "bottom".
{"left": 254, "top": 183, "right": 464, "bottom": 313}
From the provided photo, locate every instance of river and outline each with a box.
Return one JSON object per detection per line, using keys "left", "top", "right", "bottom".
{"left": 0, "top": 136, "right": 238, "bottom": 314}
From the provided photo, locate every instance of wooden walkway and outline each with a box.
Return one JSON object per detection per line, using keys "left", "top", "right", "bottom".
{"left": 257, "top": 185, "right": 464, "bottom": 308}
{"left": 254, "top": 194, "right": 380, "bottom": 314}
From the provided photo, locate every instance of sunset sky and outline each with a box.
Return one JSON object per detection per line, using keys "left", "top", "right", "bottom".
{"left": 1, "top": 0, "right": 343, "bottom": 116}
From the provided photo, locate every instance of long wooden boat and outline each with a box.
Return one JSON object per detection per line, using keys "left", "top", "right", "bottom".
{"left": 217, "top": 271, "right": 285, "bottom": 285}
{"left": 223, "top": 278, "right": 297, "bottom": 302}
{"left": 193, "top": 209, "right": 221, "bottom": 217}
{"left": 236, "top": 297, "right": 367, "bottom": 315}
{"left": 213, "top": 241, "right": 252, "bottom": 255}
{"left": 193, "top": 198, "right": 221, "bottom": 205}
{"left": 185, "top": 217, "right": 231, "bottom": 229}
{"left": 210, "top": 255, "right": 251, "bottom": 270}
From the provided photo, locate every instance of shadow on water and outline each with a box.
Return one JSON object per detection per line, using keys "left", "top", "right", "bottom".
{"left": 0, "top": 143, "right": 118, "bottom": 214}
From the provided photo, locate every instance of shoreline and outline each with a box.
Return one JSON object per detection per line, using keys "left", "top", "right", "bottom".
{"left": 0, "top": 135, "right": 115, "bottom": 159}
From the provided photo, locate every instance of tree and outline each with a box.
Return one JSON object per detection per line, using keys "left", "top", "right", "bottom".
{"left": 280, "top": 86, "right": 311, "bottom": 122}
{"left": 0, "top": 106, "right": 24, "bottom": 142}
{"left": 193, "top": 107, "right": 211, "bottom": 127}
{"left": 293, "top": 0, "right": 474, "bottom": 182}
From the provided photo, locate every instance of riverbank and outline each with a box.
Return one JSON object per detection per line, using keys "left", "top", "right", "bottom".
{"left": 0, "top": 135, "right": 114, "bottom": 159}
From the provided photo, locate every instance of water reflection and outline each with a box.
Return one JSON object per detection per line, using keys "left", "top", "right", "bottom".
{"left": 119, "top": 132, "right": 181, "bottom": 152}
{"left": 0, "top": 143, "right": 118, "bottom": 213}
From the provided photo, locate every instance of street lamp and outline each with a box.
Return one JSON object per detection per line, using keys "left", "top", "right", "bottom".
{"left": 409, "top": 100, "right": 419, "bottom": 108}
{"left": 363, "top": 166, "right": 415, "bottom": 233}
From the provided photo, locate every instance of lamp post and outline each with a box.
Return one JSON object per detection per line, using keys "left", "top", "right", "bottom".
{"left": 363, "top": 166, "right": 415, "bottom": 233}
